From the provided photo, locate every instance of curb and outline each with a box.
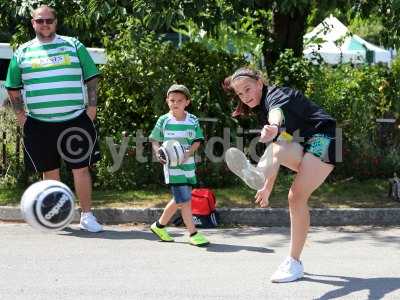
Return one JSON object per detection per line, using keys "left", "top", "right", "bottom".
{"left": 1, "top": 206, "right": 399, "bottom": 226}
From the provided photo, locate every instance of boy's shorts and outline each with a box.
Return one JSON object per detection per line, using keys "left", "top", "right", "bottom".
{"left": 171, "top": 185, "right": 192, "bottom": 204}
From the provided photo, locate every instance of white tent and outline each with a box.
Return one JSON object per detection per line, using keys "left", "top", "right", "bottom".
{"left": 303, "top": 15, "right": 392, "bottom": 64}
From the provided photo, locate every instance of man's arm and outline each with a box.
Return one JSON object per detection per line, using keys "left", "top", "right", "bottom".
{"left": 85, "top": 77, "right": 98, "bottom": 121}
{"left": 7, "top": 89, "right": 26, "bottom": 126}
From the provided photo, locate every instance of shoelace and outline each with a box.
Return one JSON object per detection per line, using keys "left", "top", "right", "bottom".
{"left": 82, "top": 214, "right": 96, "bottom": 221}
{"left": 278, "top": 258, "right": 293, "bottom": 271}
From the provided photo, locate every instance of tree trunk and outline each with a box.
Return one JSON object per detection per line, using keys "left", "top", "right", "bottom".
{"left": 263, "top": 6, "right": 310, "bottom": 71}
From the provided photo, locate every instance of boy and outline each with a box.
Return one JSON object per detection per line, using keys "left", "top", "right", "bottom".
{"left": 149, "top": 84, "right": 209, "bottom": 246}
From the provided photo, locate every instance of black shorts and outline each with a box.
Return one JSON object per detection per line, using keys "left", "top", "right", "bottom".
{"left": 23, "top": 111, "right": 101, "bottom": 172}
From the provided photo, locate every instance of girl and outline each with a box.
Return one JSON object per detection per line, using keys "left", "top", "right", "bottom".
{"left": 224, "top": 67, "right": 336, "bottom": 283}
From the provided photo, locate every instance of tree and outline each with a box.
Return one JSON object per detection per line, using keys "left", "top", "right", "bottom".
{"left": 3, "top": 1, "right": 398, "bottom": 63}
{"left": 254, "top": 1, "right": 311, "bottom": 67}
{"left": 355, "top": 0, "right": 400, "bottom": 49}
{"left": 0, "top": 0, "right": 128, "bottom": 46}
{"left": 130, "top": 0, "right": 359, "bottom": 69}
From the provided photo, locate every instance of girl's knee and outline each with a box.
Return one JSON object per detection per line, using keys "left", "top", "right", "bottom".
{"left": 288, "top": 188, "right": 310, "bottom": 207}
{"left": 288, "top": 190, "right": 297, "bottom": 206}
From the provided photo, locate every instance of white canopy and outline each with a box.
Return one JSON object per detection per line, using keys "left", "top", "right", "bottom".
{"left": 303, "top": 15, "right": 392, "bottom": 64}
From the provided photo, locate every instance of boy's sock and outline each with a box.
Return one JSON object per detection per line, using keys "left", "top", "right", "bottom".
{"left": 190, "top": 231, "right": 198, "bottom": 237}
{"left": 156, "top": 221, "right": 165, "bottom": 228}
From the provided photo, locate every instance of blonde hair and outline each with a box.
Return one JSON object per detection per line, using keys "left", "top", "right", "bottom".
{"left": 31, "top": 5, "right": 57, "bottom": 19}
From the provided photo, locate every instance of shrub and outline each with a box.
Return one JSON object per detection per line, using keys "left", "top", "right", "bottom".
{"left": 93, "top": 31, "right": 249, "bottom": 189}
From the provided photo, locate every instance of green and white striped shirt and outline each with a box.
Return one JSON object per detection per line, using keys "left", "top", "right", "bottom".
{"left": 5, "top": 35, "right": 100, "bottom": 122}
{"left": 150, "top": 112, "right": 204, "bottom": 185}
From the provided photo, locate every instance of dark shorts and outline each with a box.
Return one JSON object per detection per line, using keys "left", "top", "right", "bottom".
{"left": 23, "top": 111, "right": 101, "bottom": 172}
{"left": 303, "top": 132, "right": 336, "bottom": 165}
{"left": 170, "top": 185, "right": 192, "bottom": 204}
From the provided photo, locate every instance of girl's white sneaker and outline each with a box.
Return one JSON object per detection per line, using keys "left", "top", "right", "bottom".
{"left": 271, "top": 257, "right": 304, "bottom": 283}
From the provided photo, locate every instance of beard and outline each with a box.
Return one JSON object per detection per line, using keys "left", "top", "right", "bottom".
{"left": 36, "top": 31, "right": 56, "bottom": 41}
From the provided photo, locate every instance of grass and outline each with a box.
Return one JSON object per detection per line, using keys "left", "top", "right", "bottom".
{"left": 1, "top": 176, "right": 399, "bottom": 208}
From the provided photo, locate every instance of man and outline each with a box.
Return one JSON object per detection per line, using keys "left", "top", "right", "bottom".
{"left": 5, "top": 5, "right": 102, "bottom": 232}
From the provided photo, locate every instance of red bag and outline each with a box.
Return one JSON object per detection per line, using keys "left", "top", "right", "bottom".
{"left": 191, "top": 188, "right": 216, "bottom": 216}
{"left": 173, "top": 188, "right": 219, "bottom": 228}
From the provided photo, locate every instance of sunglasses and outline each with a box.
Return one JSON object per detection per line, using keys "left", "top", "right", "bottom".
{"left": 34, "top": 18, "right": 55, "bottom": 25}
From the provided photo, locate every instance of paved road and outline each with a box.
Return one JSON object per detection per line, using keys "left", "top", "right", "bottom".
{"left": 0, "top": 223, "right": 399, "bottom": 300}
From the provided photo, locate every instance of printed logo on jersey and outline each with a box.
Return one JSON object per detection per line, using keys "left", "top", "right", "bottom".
{"left": 186, "top": 130, "right": 196, "bottom": 139}
{"left": 165, "top": 131, "right": 179, "bottom": 138}
{"left": 31, "top": 54, "right": 71, "bottom": 68}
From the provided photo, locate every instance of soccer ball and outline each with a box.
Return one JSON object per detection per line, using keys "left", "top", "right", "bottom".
{"left": 20, "top": 180, "right": 75, "bottom": 232}
{"left": 158, "top": 140, "right": 185, "bottom": 167}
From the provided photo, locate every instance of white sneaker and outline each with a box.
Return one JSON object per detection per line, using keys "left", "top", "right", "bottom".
{"left": 225, "top": 148, "right": 265, "bottom": 190}
{"left": 270, "top": 257, "right": 304, "bottom": 283}
{"left": 80, "top": 212, "right": 103, "bottom": 233}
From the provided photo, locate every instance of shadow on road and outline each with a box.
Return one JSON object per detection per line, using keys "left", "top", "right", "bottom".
{"left": 169, "top": 241, "right": 274, "bottom": 253}
{"left": 303, "top": 272, "right": 400, "bottom": 300}
{"left": 205, "top": 242, "right": 274, "bottom": 253}
{"left": 312, "top": 226, "right": 400, "bottom": 250}
{"left": 60, "top": 227, "right": 166, "bottom": 240}
{"left": 60, "top": 228, "right": 274, "bottom": 253}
